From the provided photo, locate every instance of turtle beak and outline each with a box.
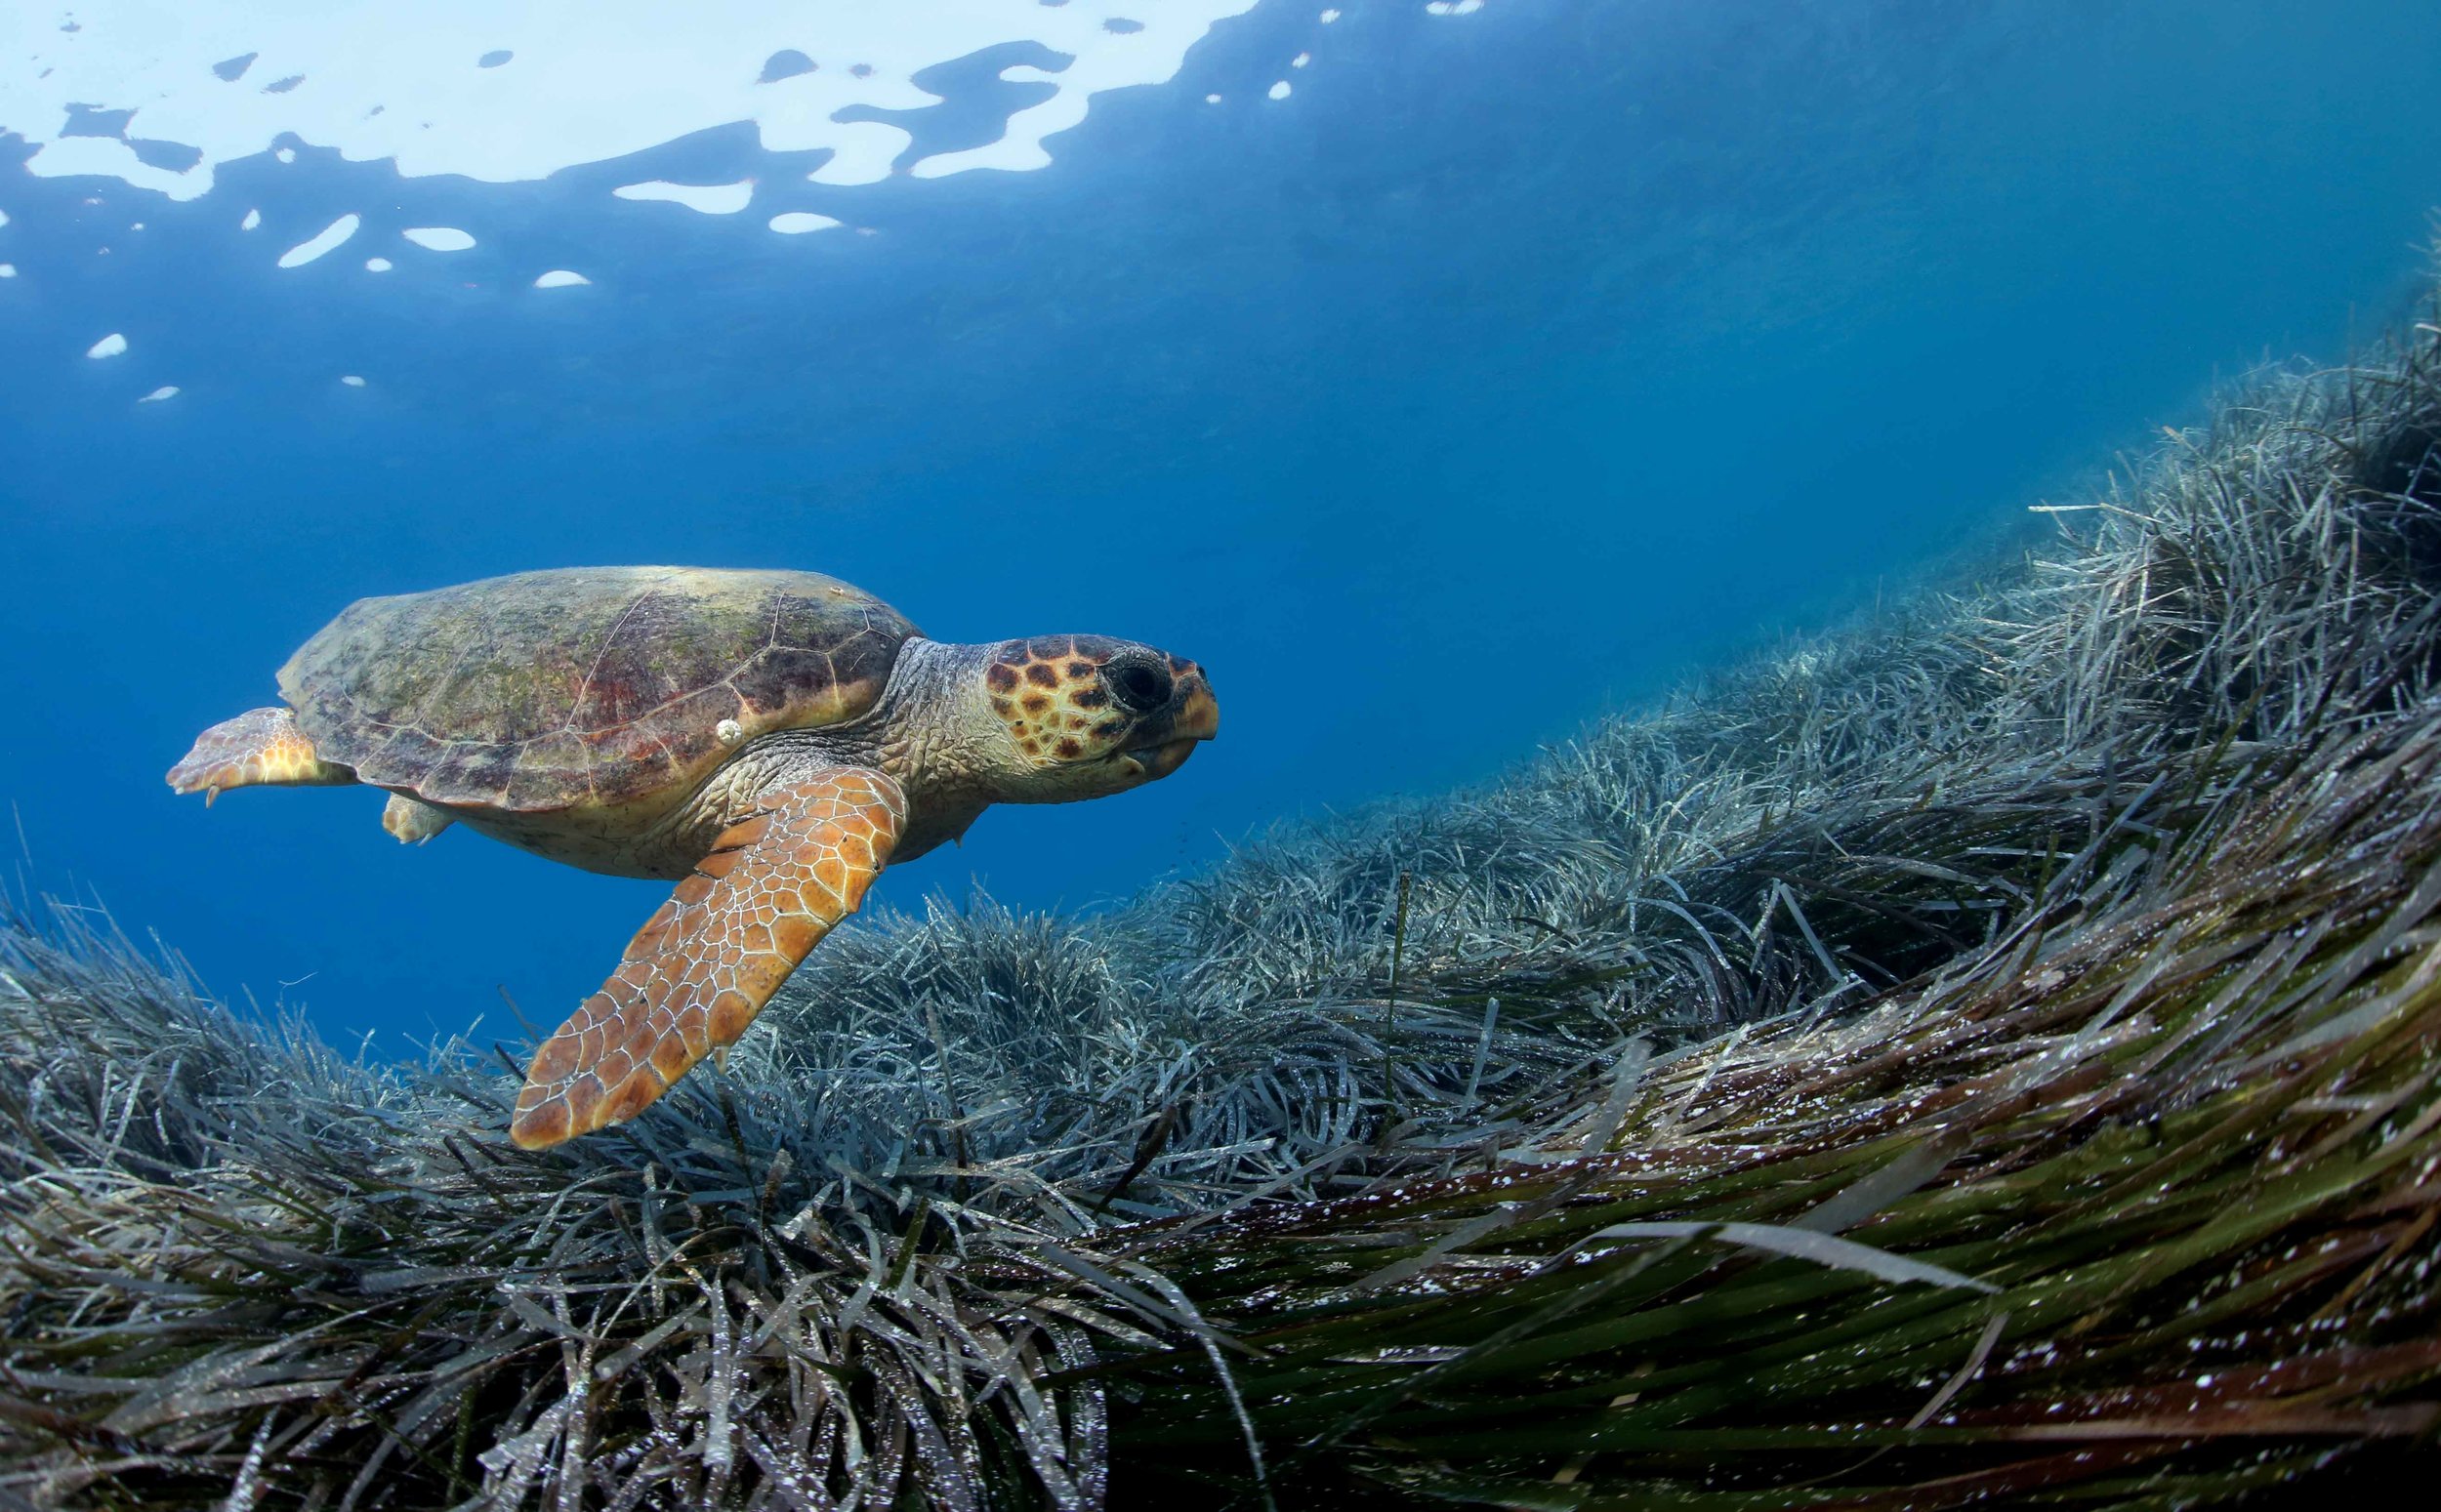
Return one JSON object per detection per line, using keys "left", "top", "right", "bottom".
{"left": 1125, "top": 661, "right": 1218, "bottom": 781}
{"left": 1171, "top": 662, "right": 1219, "bottom": 742}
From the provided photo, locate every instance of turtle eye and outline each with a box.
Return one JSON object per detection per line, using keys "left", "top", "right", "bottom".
{"left": 1106, "top": 659, "right": 1173, "bottom": 714}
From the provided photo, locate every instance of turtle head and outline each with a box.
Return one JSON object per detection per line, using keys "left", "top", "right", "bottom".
{"left": 972, "top": 635, "right": 1218, "bottom": 802}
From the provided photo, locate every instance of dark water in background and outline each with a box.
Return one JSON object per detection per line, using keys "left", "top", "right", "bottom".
{"left": 2, "top": 0, "right": 2438, "bottom": 1054}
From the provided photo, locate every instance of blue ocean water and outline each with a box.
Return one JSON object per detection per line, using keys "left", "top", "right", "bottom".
{"left": 2, "top": 0, "right": 2438, "bottom": 1056}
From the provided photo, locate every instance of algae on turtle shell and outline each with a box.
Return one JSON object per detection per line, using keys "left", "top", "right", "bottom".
{"left": 8, "top": 269, "right": 2441, "bottom": 1508}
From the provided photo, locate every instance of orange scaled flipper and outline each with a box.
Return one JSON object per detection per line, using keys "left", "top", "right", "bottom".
{"left": 168, "top": 707, "right": 354, "bottom": 802}
{"left": 509, "top": 767, "right": 906, "bottom": 1149}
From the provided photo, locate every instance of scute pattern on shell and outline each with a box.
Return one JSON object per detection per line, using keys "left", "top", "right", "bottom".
{"left": 279, "top": 566, "right": 918, "bottom": 810}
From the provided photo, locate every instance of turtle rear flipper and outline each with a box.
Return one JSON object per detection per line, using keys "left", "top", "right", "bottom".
{"left": 382, "top": 794, "right": 455, "bottom": 844}
{"left": 168, "top": 707, "right": 355, "bottom": 804}
{"left": 509, "top": 766, "right": 907, "bottom": 1150}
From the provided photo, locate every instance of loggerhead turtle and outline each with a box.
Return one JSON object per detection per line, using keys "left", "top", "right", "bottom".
{"left": 167, "top": 566, "right": 1217, "bottom": 1149}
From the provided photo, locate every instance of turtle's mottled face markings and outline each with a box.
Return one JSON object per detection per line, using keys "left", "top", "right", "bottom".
{"left": 980, "top": 634, "right": 1218, "bottom": 801}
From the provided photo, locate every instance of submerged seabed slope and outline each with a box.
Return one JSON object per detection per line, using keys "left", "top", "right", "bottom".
{"left": 11, "top": 283, "right": 2441, "bottom": 1508}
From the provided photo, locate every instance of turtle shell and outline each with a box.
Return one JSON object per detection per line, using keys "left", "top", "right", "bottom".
{"left": 279, "top": 566, "right": 919, "bottom": 811}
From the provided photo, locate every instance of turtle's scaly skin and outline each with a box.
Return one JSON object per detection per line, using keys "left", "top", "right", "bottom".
{"left": 985, "top": 635, "right": 1207, "bottom": 776}
{"left": 509, "top": 767, "right": 906, "bottom": 1148}
{"left": 279, "top": 566, "right": 916, "bottom": 812}
{"left": 165, "top": 707, "right": 352, "bottom": 801}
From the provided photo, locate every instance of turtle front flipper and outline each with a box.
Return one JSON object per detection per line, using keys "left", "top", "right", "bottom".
{"left": 168, "top": 707, "right": 355, "bottom": 804}
{"left": 509, "top": 766, "right": 907, "bottom": 1149}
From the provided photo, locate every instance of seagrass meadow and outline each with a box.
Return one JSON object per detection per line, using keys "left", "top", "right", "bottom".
{"left": 11, "top": 279, "right": 2441, "bottom": 1511}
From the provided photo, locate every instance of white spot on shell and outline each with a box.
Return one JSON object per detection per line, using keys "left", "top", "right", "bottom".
{"left": 87, "top": 332, "right": 127, "bottom": 358}
{"left": 533, "top": 268, "right": 589, "bottom": 288}
{"left": 716, "top": 718, "right": 746, "bottom": 747}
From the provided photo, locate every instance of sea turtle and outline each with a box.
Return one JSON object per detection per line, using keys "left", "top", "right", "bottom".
{"left": 168, "top": 566, "right": 1217, "bottom": 1149}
